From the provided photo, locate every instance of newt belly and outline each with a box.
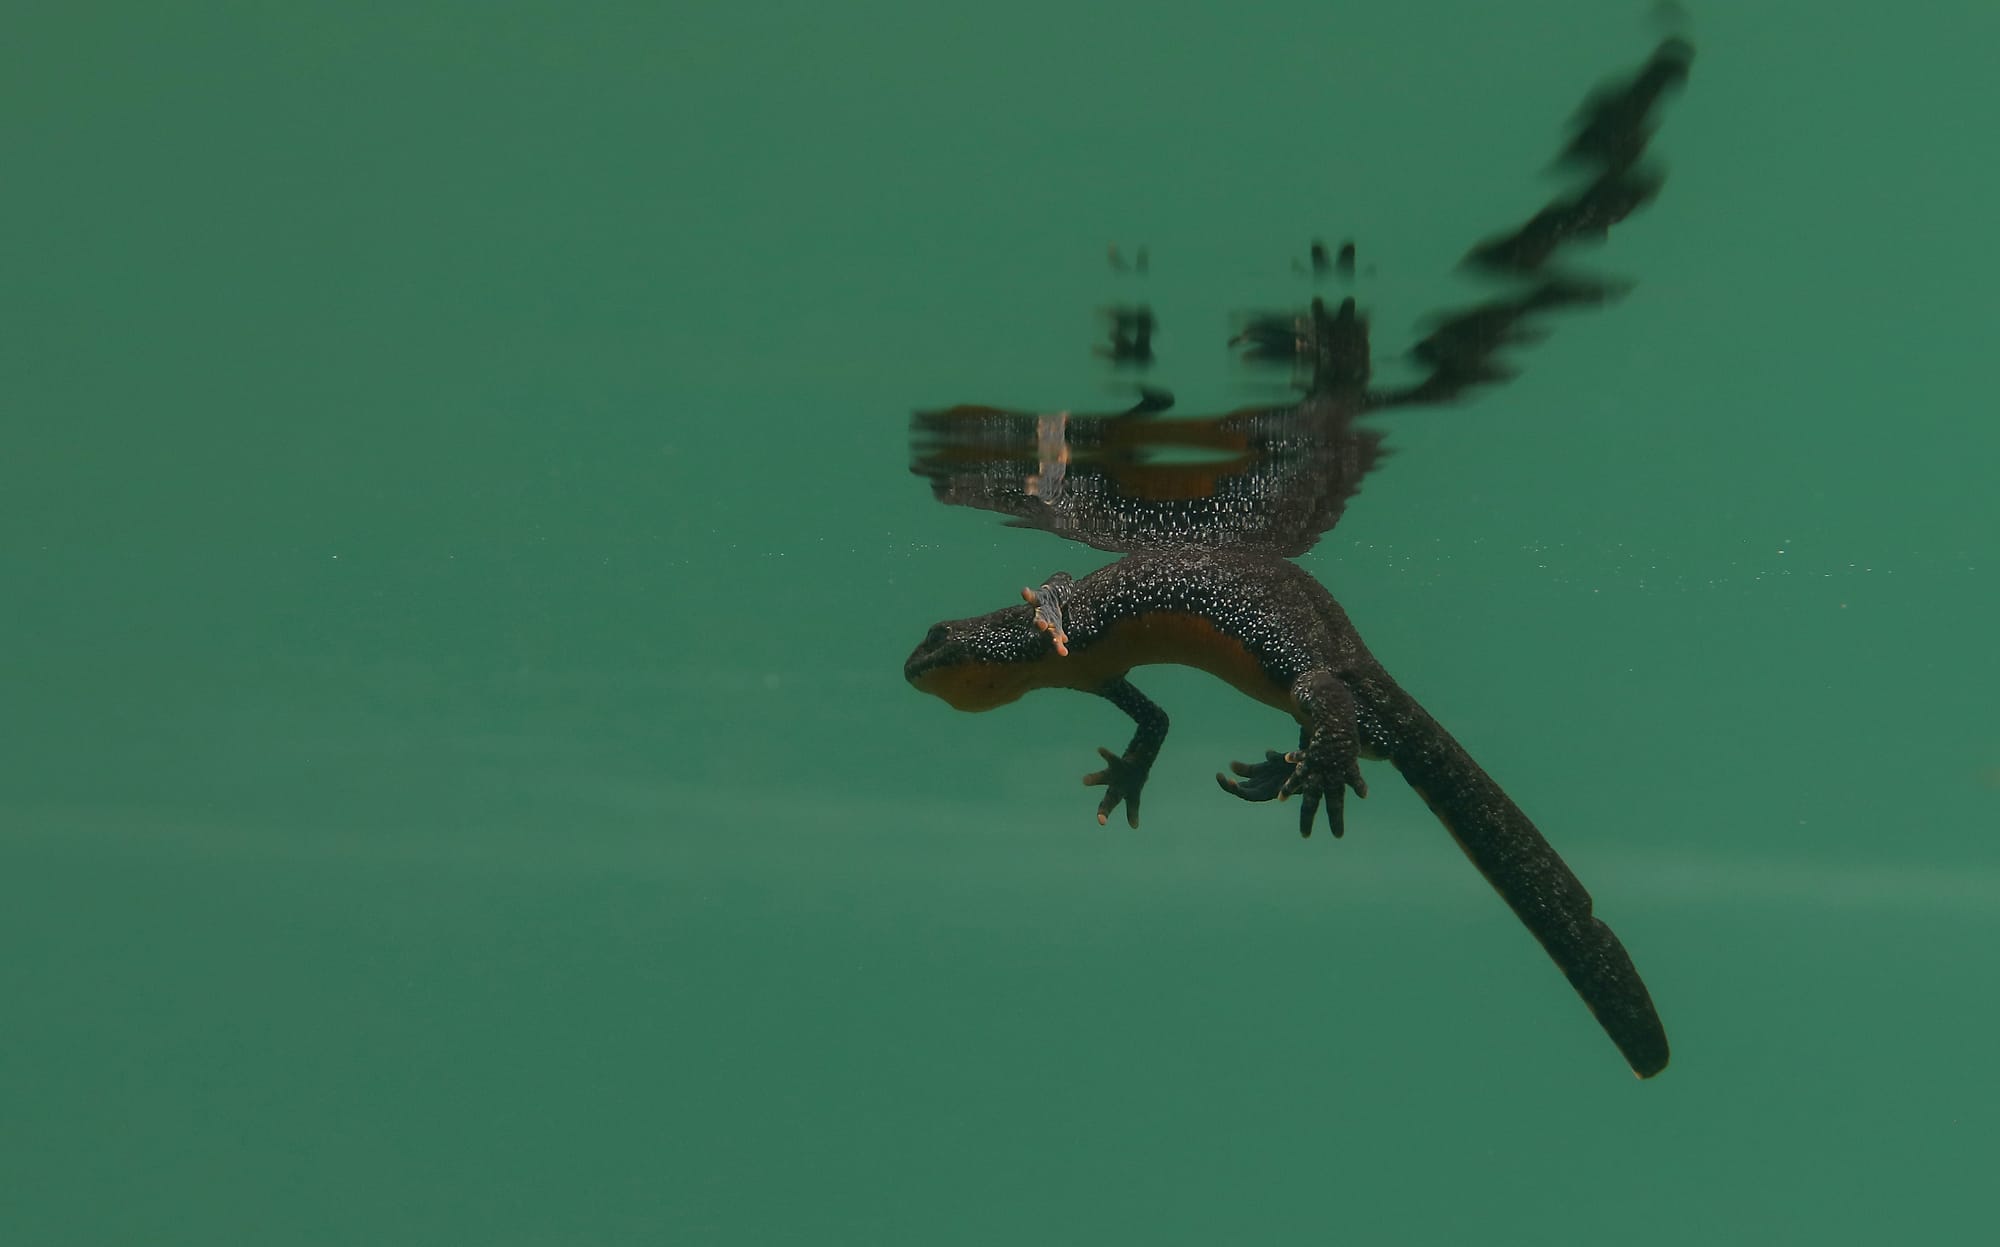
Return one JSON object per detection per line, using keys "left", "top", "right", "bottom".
{"left": 914, "top": 610, "right": 1295, "bottom": 716}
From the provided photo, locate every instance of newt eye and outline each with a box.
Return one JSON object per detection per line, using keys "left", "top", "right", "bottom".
{"left": 922, "top": 623, "right": 948, "bottom": 650}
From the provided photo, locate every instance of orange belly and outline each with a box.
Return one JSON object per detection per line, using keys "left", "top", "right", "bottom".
{"left": 916, "top": 611, "right": 1296, "bottom": 716}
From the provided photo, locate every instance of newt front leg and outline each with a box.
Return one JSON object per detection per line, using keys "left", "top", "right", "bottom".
{"left": 1082, "top": 677, "right": 1169, "bottom": 827}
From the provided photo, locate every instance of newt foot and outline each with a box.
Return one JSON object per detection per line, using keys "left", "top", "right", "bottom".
{"left": 1083, "top": 746, "right": 1152, "bottom": 828}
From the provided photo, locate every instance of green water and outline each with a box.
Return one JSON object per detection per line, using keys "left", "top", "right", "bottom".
{"left": 7, "top": 3, "right": 1996, "bottom": 1243}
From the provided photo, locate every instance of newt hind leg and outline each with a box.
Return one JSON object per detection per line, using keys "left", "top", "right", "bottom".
{"left": 1216, "top": 670, "right": 1367, "bottom": 838}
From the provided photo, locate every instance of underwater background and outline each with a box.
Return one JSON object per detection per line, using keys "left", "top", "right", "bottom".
{"left": 6, "top": 1, "right": 1996, "bottom": 1242}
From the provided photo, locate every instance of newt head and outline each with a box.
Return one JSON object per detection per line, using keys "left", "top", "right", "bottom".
{"left": 903, "top": 603, "right": 1054, "bottom": 712}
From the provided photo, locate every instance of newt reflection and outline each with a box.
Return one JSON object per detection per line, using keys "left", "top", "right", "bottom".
{"left": 905, "top": 38, "right": 1692, "bottom": 1079}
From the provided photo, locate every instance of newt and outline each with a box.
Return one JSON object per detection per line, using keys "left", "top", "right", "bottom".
{"left": 905, "top": 551, "right": 1670, "bottom": 1078}
{"left": 904, "top": 36, "right": 1692, "bottom": 1079}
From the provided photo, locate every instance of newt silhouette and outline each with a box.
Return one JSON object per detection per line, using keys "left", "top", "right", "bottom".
{"left": 906, "top": 37, "right": 1693, "bottom": 1079}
